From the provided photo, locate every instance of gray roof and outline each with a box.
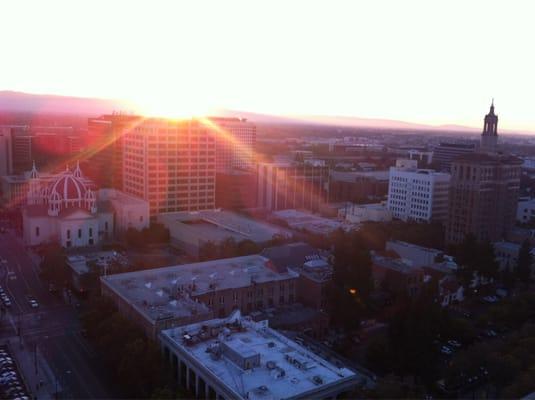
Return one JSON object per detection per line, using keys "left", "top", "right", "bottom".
{"left": 261, "top": 242, "right": 319, "bottom": 273}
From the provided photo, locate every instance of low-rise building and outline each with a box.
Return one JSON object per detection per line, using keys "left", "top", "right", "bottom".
{"left": 98, "top": 189, "right": 149, "bottom": 236}
{"left": 342, "top": 202, "right": 392, "bottom": 224}
{"left": 517, "top": 197, "right": 535, "bottom": 224}
{"left": 372, "top": 254, "right": 425, "bottom": 298}
{"left": 261, "top": 242, "right": 332, "bottom": 312}
{"left": 100, "top": 254, "right": 299, "bottom": 338}
{"left": 66, "top": 250, "right": 129, "bottom": 293}
{"left": 157, "top": 210, "right": 292, "bottom": 258}
{"left": 159, "top": 311, "right": 362, "bottom": 400}
{"left": 250, "top": 304, "right": 329, "bottom": 340}
{"left": 271, "top": 209, "right": 354, "bottom": 235}
{"left": 493, "top": 240, "right": 535, "bottom": 277}
{"left": 385, "top": 240, "right": 443, "bottom": 268}
{"left": 328, "top": 170, "right": 389, "bottom": 203}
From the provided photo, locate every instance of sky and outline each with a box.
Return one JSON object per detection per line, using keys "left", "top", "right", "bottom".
{"left": 1, "top": 0, "right": 535, "bottom": 130}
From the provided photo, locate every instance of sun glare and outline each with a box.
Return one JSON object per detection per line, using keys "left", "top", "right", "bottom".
{"left": 132, "top": 92, "right": 215, "bottom": 120}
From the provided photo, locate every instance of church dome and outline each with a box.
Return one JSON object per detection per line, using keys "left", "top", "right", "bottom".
{"left": 48, "top": 170, "right": 88, "bottom": 208}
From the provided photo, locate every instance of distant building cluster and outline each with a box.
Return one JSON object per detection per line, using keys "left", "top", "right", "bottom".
{"left": 2, "top": 100, "right": 534, "bottom": 399}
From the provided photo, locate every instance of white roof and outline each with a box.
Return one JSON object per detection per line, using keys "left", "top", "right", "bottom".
{"left": 161, "top": 314, "right": 360, "bottom": 399}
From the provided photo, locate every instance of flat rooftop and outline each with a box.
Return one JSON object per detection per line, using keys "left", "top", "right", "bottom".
{"left": 99, "top": 189, "right": 148, "bottom": 206}
{"left": 158, "top": 210, "right": 292, "bottom": 244}
{"left": 66, "top": 250, "right": 128, "bottom": 275}
{"left": 161, "top": 312, "right": 360, "bottom": 400}
{"left": 330, "top": 170, "right": 389, "bottom": 182}
{"left": 101, "top": 255, "right": 298, "bottom": 324}
{"left": 372, "top": 255, "right": 419, "bottom": 274}
{"left": 386, "top": 240, "right": 442, "bottom": 255}
{"left": 272, "top": 209, "right": 354, "bottom": 235}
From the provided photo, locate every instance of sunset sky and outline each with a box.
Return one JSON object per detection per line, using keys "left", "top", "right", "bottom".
{"left": 1, "top": 0, "right": 534, "bottom": 130}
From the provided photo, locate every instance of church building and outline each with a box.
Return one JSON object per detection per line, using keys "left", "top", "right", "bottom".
{"left": 22, "top": 162, "right": 149, "bottom": 248}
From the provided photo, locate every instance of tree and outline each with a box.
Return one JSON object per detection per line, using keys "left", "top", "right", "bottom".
{"left": 39, "top": 243, "right": 68, "bottom": 285}
{"left": 476, "top": 241, "right": 499, "bottom": 280}
{"left": 453, "top": 235, "right": 499, "bottom": 286}
{"left": 198, "top": 241, "right": 219, "bottom": 261}
{"left": 517, "top": 239, "right": 532, "bottom": 286}
{"left": 328, "top": 230, "right": 373, "bottom": 331}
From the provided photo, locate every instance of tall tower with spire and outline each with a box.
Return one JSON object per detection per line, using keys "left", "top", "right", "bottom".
{"left": 481, "top": 100, "right": 499, "bottom": 153}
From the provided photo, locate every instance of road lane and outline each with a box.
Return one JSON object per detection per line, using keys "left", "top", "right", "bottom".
{"left": 0, "top": 230, "right": 112, "bottom": 399}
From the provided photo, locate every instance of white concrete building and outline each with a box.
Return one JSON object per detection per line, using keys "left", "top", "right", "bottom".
{"left": 122, "top": 117, "right": 216, "bottom": 216}
{"left": 22, "top": 163, "right": 113, "bottom": 248}
{"left": 159, "top": 310, "right": 363, "bottom": 400}
{"left": 98, "top": 188, "right": 149, "bottom": 235}
{"left": 387, "top": 159, "right": 450, "bottom": 223}
{"left": 517, "top": 197, "right": 535, "bottom": 224}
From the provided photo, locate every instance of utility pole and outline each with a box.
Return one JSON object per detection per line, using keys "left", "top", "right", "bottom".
{"left": 34, "top": 342, "right": 38, "bottom": 375}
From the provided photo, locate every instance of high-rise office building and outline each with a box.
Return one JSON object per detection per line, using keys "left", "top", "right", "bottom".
{"left": 446, "top": 153, "right": 522, "bottom": 244}
{"left": 387, "top": 159, "right": 450, "bottom": 223}
{"left": 7, "top": 125, "right": 81, "bottom": 173}
{"left": 0, "top": 127, "right": 13, "bottom": 177}
{"left": 85, "top": 114, "right": 134, "bottom": 189}
{"left": 208, "top": 117, "right": 256, "bottom": 172}
{"left": 257, "top": 161, "right": 328, "bottom": 212}
{"left": 433, "top": 142, "right": 476, "bottom": 172}
{"left": 122, "top": 117, "right": 216, "bottom": 216}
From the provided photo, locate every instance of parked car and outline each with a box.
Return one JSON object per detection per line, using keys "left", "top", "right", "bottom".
{"left": 448, "top": 340, "right": 462, "bottom": 348}
{"left": 441, "top": 346, "right": 453, "bottom": 355}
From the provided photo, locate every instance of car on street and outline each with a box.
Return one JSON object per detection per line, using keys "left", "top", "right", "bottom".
{"left": 29, "top": 300, "right": 38, "bottom": 308}
{"left": 448, "top": 340, "right": 462, "bottom": 348}
{"left": 441, "top": 345, "right": 453, "bottom": 355}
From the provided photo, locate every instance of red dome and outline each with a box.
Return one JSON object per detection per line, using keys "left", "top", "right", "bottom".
{"left": 48, "top": 172, "right": 87, "bottom": 203}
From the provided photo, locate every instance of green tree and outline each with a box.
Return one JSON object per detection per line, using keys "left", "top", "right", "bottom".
{"left": 198, "top": 241, "right": 219, "bottom": 261}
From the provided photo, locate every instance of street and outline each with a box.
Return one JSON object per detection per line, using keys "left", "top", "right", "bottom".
{"left": 0, "top": 227, "right": 111, "bottom": 399}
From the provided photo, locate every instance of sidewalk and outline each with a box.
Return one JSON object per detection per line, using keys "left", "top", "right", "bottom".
{"left": 7, "top": 337, "right": 61, "bottom": 400}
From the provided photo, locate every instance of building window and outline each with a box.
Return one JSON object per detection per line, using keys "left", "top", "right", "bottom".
{"left": 140, "top": 216, "right": 143, "bottom": 222}
{"left": 105, "top": 222, "right": 108, "bottom": 231}
{"left": 89, "top": 228, "right": 93, "bottom": 237}
{"left": 78, "top": 229, "right": 82, "bottom": 239}
{"left": 35, "top": 227, "right": 40, "bottom": 237}
{"left": 67, "top": 229, "right": 71, "bottom": 239}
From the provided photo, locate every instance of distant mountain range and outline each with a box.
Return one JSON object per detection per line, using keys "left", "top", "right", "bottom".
{"left": 0, "top": 90, "right": 503, "bottom": 134}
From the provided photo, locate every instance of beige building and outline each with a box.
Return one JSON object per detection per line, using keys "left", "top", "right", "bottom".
{"left": 100, "top": 254, "right": 299, "bottom": 338}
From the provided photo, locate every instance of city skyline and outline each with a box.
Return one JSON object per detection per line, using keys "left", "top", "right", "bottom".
{"left": 1, "top": 0, "right": 535, "bottom": 131}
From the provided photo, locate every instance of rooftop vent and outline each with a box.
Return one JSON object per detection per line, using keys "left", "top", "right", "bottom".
{"left": 312, "top": 375, "right": 324, "bottom": 385}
